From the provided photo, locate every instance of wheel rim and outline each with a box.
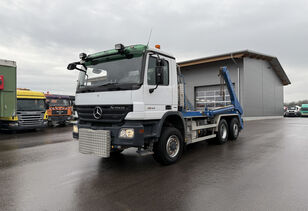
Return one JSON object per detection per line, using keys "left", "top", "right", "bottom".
{"left": 221, "top": 124, "right": 227, "bottom": 139}
{"left": 233, "top": 123, "right": 239, "bottom": 137}
{"left": 166, "top": 135, "right": 180, "bottom": 158}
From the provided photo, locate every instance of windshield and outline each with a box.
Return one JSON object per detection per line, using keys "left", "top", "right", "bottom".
{"left": 47, "top": 99, "right": 70, "bottom": 106}
{"left": 80, "top": 56, "right": 143, "bottom": 88}
{"left": 17, "top": 99, "right": 46, "bottom": 111}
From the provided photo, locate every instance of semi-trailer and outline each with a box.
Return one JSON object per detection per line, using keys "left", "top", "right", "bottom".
{"left": 0, "top": 59, "right": 17, "bottom": 130}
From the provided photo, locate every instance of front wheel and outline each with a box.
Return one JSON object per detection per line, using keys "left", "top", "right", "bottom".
{"left": 59, "top": 121, "right": 67, "bottom": 127}
{"left": 153, "top": 127, "right": 184, "bottom": 165}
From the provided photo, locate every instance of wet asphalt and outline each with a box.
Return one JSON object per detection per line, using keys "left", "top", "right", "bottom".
{"left": 1, "top": 118, "right": 308, "bottom": 210}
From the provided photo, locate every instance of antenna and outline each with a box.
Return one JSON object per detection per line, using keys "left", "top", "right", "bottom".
{"left": 146, "top": 28, "right": 152, "bottom": 47}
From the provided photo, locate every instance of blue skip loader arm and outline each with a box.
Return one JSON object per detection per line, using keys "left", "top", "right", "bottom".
{"left": 220, "top": 66, "right": 243, "bottom": 115}
{"left": 181, "top": 66, "right": 244, "bottom": 129}
{"left": 203, "top": 67, "right": 243, "bottom": 128}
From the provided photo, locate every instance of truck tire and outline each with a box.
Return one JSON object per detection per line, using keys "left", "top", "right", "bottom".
{"left": 153, "top": 127, "right": 184, "bottom": 165}
{"left": 110, "top": 148, "right": 124, "bottom": 157}
{"left": 229, "top": 118, "right": 240, "bottom": 141}
{"left": 111, "top": 148, "right": 124, "bottom": 154}
{"left": 47, "top": 121, "right": 53, "bottom": 127}
{"left": 214, "top": 119, "right": 229, "bottom": 144}
{"left": 59, "top": 121, "right": 66, "bottom": 127}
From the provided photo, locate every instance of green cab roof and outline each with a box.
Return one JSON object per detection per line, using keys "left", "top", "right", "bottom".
{"left": 85, "top": 44, "right": 147, "bottom": 65}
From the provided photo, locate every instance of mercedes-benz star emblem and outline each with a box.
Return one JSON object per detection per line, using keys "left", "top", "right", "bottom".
{"left": 93, "top": 106, "right": 103, "bottom": 119}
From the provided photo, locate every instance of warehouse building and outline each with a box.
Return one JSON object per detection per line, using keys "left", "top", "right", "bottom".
{"left": 178, "top": 50, "right": 291, "bottom": 119}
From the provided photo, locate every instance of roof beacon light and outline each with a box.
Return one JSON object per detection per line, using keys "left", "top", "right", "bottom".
{"left": 115, "top": 43, "right": 125, "bottom": 51}
{"left": 155, "top": 44, "right": 160, "bottom": 49}
{"left": 79, "top": 53, "right": 87, "bottom": 60}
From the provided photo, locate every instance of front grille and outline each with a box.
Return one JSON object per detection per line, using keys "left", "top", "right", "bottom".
{"left": 77, "top": 105, "right": 133, "bottom": 123}
{"left": 18, "top": 113, "right": 44, "bottom": 126}
{"left": 79, "top": 128, "right": 111, "bottom": 157}
{"left": 52, "top": 110, "right": 68, "bottom": 115}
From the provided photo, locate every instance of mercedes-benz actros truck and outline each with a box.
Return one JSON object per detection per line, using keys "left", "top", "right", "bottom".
{"left": 68, "top": 44, "right": 244, "bottom": 165}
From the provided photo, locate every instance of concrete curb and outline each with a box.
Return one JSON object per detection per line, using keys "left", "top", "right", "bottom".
{"left": 243, "top": 116, "right": 283, "bottom": 121}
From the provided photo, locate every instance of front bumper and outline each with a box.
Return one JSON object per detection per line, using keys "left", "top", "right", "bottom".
{"left": 285, "top": 112, "right": 297, "bottom": 117}
{"left": 76, "top": 122, "right": 145, "bottom": 147}
{"left": 301, "top": 112, "right": 308, "bottom": 116}
{"left": 0, "top": 120, "right": 48, "bottom": 130}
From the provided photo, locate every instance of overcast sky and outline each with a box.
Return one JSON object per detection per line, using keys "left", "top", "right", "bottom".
{"left": 0, "top": 0, "right": 307, "bottom": 102}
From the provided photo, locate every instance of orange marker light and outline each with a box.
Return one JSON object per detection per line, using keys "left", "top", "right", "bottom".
{"left": 155, "top": 44, "right": 160, "bottom": 49}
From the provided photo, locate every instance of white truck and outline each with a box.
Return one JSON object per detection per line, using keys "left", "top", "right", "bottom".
{"left": 68, "top": 44, "right": 244, "bottom": 165}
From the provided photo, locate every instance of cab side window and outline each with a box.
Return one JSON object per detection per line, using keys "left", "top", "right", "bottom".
{"left": 147, "top": 56, "right": 169, "bottom": 86}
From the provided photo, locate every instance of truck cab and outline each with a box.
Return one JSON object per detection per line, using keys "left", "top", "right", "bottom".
{"left": 69, "top": 44, "right": 243, "bottom": 165}
{"left": 45, "top": 94, "right": 73, "bottom": 126}
{"left": 0, "top": 89, "right": 48, "bottom": 130}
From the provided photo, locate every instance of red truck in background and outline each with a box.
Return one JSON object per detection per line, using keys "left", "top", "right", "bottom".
{"left": 45, "top": 93, "right": 73, "bottom": 126}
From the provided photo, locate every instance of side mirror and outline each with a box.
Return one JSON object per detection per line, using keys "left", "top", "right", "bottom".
{"left": 156, "top": 58, "right": 165, "bottom": 67}
{"left": 149, "top": 57, "right": 165, "bottom": 93}
{"left": 67, "top": 63, "right": 76, "bottom": 70}
{"left": 155, "top": 57, "right": 165, "bottom": 85}
{"left": 155, "top": 66, "right": 164, "bottom": 85}
{"left": 45, "top": 104, "right": 50, "bottom": 109}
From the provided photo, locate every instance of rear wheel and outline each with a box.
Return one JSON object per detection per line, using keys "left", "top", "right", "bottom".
{"left": 214, "top": 119, "right": 229, "bottom": 144}
{"left": 153, "top": 127, "right": 184, "bottom": 165}
{"left": 229, "top": 118, "right": 240, "bottom": 141}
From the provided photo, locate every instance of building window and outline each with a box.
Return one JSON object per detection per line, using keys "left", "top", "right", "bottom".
{"left": 147, "top": 56, "right": 169, "bottom": 85}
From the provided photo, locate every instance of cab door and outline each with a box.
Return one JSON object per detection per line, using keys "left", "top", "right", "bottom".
{"left": 143, "top": 53, "right": 174, "bottom": 120}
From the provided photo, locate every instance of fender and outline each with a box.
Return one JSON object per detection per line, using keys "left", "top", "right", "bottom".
{"left": 213, "top": 113, "right": 243, "bottom": 131}
{"left": 156, "top": 111, "right": 186, "bottom": 138}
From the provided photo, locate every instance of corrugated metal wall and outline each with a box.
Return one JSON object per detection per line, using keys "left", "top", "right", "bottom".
{"left": 243, "top": 57, "right": 284, "bottom": 116}
{"left": 180, "top": 57, "right": 284, "bottom": 117}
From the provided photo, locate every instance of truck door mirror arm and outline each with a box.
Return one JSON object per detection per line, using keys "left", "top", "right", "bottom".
{"left": 67, "top": 62, "right": 87, "bottom": 74}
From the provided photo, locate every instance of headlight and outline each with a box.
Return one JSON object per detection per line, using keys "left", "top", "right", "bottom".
{"left": 119, "top": 128, "right": 134, "bottom": 139}
{"left": 73, "top": 125, "right": 79, "bottom": 133}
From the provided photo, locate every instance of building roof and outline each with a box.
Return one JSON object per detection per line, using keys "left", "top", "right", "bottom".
{"left": 177, "top": 50, "right": 291, "bottom": 85}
